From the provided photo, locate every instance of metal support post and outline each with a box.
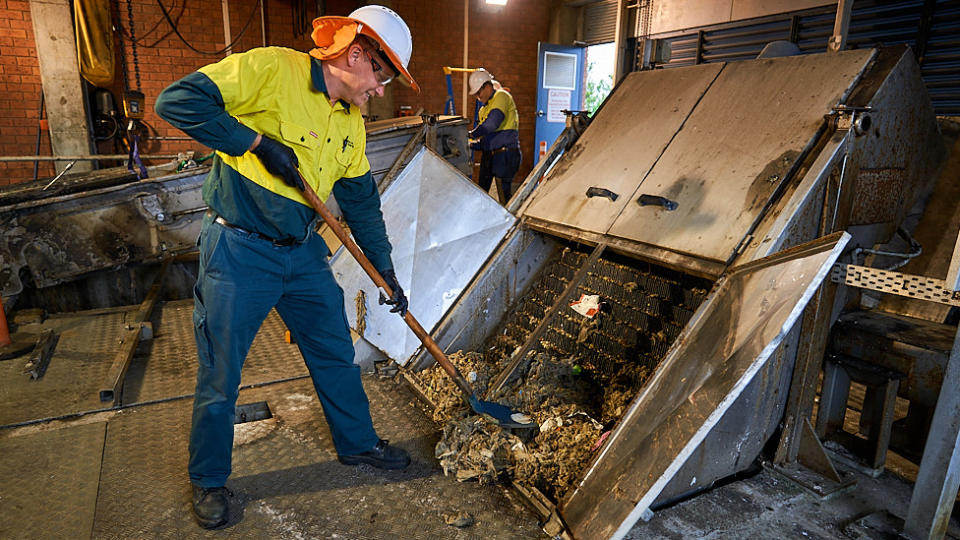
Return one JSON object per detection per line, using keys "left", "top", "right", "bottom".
{"left": 828, "top": 0, "right": 854, "bottom": 52}
{"left": 903, "top": 327, "right": 960, "bottom": 540}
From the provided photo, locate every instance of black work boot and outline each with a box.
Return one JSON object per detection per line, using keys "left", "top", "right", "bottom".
{"left": 339, "top": 439, "right": 410, "bottom": 470}
{"left": 191, "top": 485, "right": 230, "bottom": 529}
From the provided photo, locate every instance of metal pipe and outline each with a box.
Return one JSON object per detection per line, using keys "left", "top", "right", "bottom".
{"left": 0, "top": 154, "right": 181, "bottom": 162}
{"left": 828, "top": 0, "right": 853, "bottom": 52}
{"left": 42, "top": 160, "right": 76, "bottom": 190}
{"left": 462, "top": 0, "right": 469, "bottom": 120}
{"left": 33, "top": 91, "right": 45, "bottom": 182}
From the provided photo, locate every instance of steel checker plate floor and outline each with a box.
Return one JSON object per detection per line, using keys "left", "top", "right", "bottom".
{"left": 0, "top": 421, "right": 106, "bottom": 539}
{"left": 0, "top": 311, "right": 127, "bottom": 425}
{"left": 122, "top": 299, "right": 308, "bottom": 405}
{"left": 90, "top": 378, "right": 543, "bottom": 539}
{"left": 0, "top": 301, "right": 309, "bottom": 426}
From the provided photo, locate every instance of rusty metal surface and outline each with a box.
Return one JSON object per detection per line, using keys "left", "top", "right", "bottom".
{"left": 850, "top": 168, "right": 905, "bottom": 225}
{"left": 840, "top": 46, "right": 945, "bottom": 254}
{"left": 0, "top": 170, "right": 208, "bottom": 296}
{"left": 562, "top": 233, "right": 849, "bottom": 540}
{"left": 828, "top": 310, "right": 951, "bottom": 408}
{"left": 0, "top": 422, "right": 106, "bottom": 539}
{"left": 521, "top": 64, "right": 724, "bottom": 237}
{"left": 607, "top": 49, "right": 874, "bottom": 265}
{"left": 0, "top": 120, "right": 471, "bottom": 300}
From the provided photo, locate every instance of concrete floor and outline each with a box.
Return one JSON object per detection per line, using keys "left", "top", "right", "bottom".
{"left": 0, "top": 300, "right": 956, "bottom": 539}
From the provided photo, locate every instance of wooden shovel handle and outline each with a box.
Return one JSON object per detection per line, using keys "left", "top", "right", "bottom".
{"left": 297, "top": 172, "right": 475, "bottom": 398}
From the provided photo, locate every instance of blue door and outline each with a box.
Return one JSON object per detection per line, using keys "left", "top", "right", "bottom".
{"left": 534, "top": 43, "right": 585, "bottom": 165}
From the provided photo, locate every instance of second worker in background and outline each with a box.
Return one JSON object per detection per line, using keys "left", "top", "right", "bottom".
{"left": 468, "top": 68, "right": 521, "bottom": 205}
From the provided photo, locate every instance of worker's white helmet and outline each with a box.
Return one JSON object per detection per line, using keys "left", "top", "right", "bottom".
{"left": 468, "top": 68, "right": 495, "bottom": 95}
{"left": 350, "top": 5, "right": 419, "bottom": 93}
{"left": 310, "top": 5, "right": 419, "bottom": 93}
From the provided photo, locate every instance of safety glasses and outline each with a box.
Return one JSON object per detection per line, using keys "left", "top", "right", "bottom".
{"left": 364, "top": 49, "right": 397, "bottom": 86}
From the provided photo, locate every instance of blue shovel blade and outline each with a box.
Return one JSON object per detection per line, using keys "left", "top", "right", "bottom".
{"left": 467, "top": 395, "right": 537, "bottom": 429}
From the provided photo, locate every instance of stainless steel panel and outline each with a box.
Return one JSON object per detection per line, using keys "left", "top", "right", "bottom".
{"left": 740, "top": 132, "right": 848, "bottom": 262}
{"left": 407, "top": 227, "right": 559, "bottom": 371}
{"left": 562, "top": 232, "right": 850, "bottom": 540}
{"left": 521, "top": 64, "right": 724, "bottom": 236}
{"left": 331, "top": 148, "right": 515, "bottom": 365}
{"left": 608, "top": 49, "right": 875, "bottom": 264}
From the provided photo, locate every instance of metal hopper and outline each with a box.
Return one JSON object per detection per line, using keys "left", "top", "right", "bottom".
{"left": 334, "top": 45, "right": 943, "bottom": 539}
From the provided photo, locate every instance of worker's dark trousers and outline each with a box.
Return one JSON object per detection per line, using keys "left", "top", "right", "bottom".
{"left": 188, "top": 215, "right": 379, "bottom": 488}
{"left": 478, "top": 148, "right": 520, "bottom": 204}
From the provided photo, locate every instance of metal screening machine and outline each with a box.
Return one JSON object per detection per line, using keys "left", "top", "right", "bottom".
{"left": 332, "top": 45, "right": 943, "bottom": 539}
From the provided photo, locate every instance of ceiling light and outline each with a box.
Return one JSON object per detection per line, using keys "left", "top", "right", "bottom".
{"left": 485, "top": 0, "right": 507, "bottom": 5}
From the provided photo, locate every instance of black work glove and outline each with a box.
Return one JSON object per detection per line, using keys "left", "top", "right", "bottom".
{"left": 251, "top": 134, "right": 304, "bottom": 190}
{"left": 379, "top": 269, "right": 408, "bottom": 317}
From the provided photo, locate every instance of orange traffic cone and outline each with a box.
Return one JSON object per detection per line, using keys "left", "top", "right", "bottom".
{"left": 0, "top": 297, "right": 11, "bottom": 347}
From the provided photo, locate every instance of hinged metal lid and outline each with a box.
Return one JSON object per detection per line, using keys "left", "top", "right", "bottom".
{"left": 522, "top": 50, "right": 874, "bottom": 270}
{"left": 561, "top": 231, "right": 850, "bottom": 540}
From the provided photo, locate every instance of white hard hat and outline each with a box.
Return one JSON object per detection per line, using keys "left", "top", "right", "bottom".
{"left": 349, "top": 5, "right": 419, "bottom": 93}
{"left": 468, "top": 68, "right": 494, "bottom": 95}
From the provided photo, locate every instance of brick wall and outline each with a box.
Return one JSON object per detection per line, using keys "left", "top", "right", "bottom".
{"left": 0, "top": 0, "right": 51, "bottom": 183}
{"left": 391, "top": 0, "right": 552, "bottom": 183}
{"left": 0, "top": 0, "right": 551, "bottom": 186}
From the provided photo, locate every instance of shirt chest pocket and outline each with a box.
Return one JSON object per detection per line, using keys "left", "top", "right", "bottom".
{"left": 278, "top": 120, "right": 319, "bottom": 169}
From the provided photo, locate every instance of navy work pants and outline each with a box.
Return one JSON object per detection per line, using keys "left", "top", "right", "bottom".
{"left": 188, "top": 214, "right": 379, "bottom": 488}
{"left": 478, "top": 148, "right": 521, "bottom": 205}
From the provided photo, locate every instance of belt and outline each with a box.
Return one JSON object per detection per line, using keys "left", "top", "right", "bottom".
{"left": 489, "top": 146, "right": 517, "bottom": 155}
{"left": 207, "top": 211, "right": 298, "bottom": 247}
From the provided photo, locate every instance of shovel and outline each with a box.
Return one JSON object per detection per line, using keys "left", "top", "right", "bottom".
{"left": 297, "top": 172, "right": 535, "bottom": 429}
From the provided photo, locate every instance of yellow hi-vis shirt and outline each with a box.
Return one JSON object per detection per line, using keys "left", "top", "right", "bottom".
{"left": 478, "top": 89, "right": 519, "bottom": 132}
{"left": 198, "top": 47, "right": 370, "bottom": 205}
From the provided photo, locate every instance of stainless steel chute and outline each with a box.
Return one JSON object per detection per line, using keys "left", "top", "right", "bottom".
{"left": 331, "top": 147, "right": 515, "bottom": 365}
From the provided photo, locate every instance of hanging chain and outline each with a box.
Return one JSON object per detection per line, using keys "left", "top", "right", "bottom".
{"left": 126, "top": 0, "right": 141, "bottom": 91}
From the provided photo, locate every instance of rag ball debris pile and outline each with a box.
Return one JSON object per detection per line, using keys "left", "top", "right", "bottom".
{"left": 423, "top": 350, "right": 647, "bottom": 501}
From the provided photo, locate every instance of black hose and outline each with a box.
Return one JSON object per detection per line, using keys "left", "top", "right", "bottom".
{"left": 155, "top": 0, "right": 263, "bottom": 56}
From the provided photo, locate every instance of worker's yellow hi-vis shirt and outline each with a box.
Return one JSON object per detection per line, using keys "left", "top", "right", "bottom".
{"left": 155, "top": 46, "right": 393, "bottom": 272}
{"left": 198, "top": 47, "right": 369, "bottom": 204}
{"left": 478, "top": 89, "right": 518, "bottom": 132}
